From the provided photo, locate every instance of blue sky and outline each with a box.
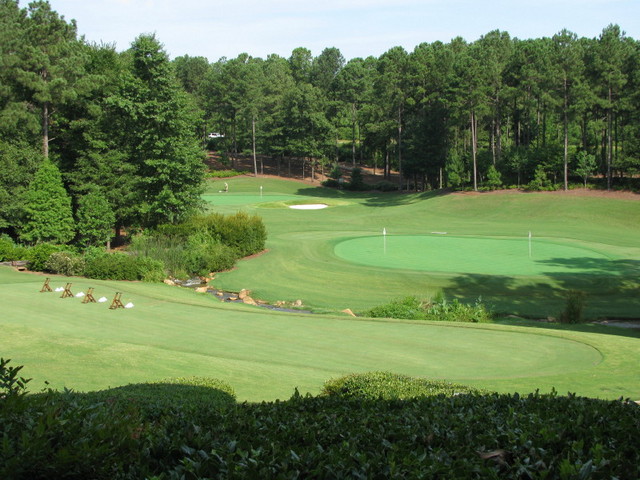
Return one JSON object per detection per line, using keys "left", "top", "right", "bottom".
{"left": 47, "top": 0, "right": 639, "bottom": 61}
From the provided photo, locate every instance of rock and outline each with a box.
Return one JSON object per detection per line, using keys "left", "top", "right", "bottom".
{"left": 228, "top": 296, "right": 238, "bottom": 301}
{"left": 164, "top": 279, "right": 176, "bottom": 286}
{"left": 294, "top": 299, "right": 303, "bottom": 307}
{"left": 341, "top": 308, "right": 356, "bottom": 317}
{"left": 243, "top": 296, "right": 257, "bottom": 306}
{"left": 195, "top": 286, "right": 208, "bottom": 293}
{"left": 215, "top": 291, "right": 223, "bottom": 297}
{"left": 239, "top": 289, "right": 250, "bottom": 300}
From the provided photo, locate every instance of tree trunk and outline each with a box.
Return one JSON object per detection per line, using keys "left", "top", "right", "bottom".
{"left": 607, "top": 86, "right": 613, "bottom": 190}
{"left": 471, "top": 110, "right": 478, "bottom": 191}
{"left": 42, "top": 102, "right": 50, "bottom": 158}
{"left": 563, "top": 83, "right": 569, "bottom": 191}
{"left": 252, "top": 116, "right": 258, "bottom": 177}
{"left": 397, "top": 106, "right": 403, "bottom": 189}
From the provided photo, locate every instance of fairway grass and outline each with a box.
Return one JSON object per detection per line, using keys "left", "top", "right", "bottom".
{"left": 3, "top": 178, "right": 639, "bottom": 402}
{"left": 209, "top": 178, "right": 640, "bottom": 319}
{"left": 1, "top": 267, "right": 639, "bottom": 402}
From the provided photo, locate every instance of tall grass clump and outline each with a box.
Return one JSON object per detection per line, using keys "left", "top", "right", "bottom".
{"left": 558, "top": 289, "right": 587, "bottom": 323}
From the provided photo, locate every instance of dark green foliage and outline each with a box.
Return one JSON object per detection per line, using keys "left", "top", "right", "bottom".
{"left": 44, "top": 251, "right": 86, "bottom": 276}
{"left": 372, "top": 180, "right": 398, "bottom": 191}
{"left": 321, "top": 178, "right": 341, "bottom": 188}
{"left": 558, "top": 290, "right": 587, "bottom": 324}
{"left": 20, "top": 158, "right": 75, "bottom": 244}
{"left": 0, "top": 235, "right": 27, "bottom": 262}
{"left": 526, "top": 165, "right": 555, "bottom": 191}
{"left": 83, "top": 252, "right": 164, "bottom": 281}
{"left": 74, "top": 192, "right": 115, "bottom": 247}
{"left": 485, "top": 164, "right": 503, "bottom": 190}
{"left": 134, "top": 212, "right": 267, "bottom": 278}
{"left": 367, "top": 296, "right": 427, "bottom": 320}
{"left": 23, "top": 242, "right": 64, "bottom": 271}
{"left": 346, "top": 167, "right": 365, "bottom": 190}
{"left": 207, "top": 170, "right": 251, "bottom": 178}
{"left": 84, "top": 377, "right": 236, "bottom": 419}
{"left": 366, "top": 294, "right": 492, "bottom": 323}
{"left": 2, "top": 359, "right": 639, "bottom": 479}
{"left": 321, "top": 371, "right": 485, "bottom": 399}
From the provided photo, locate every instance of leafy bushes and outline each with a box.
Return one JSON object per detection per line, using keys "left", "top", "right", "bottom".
{"left": 133, "top": 212, "right": 267, "bottom": 278}
{"left": 366, "top": 294, "right": 492, "bottom": 322}
{"left": 83, "top": 252, "right": 164, "bottom": 281}
{"left": 44, "top": 251, "right": 86, "bottom": 276}
{"left": 23, "top": 243, "right": 64, "bottom": 271}
{"left": 321, "top": 371, "right": 486, "bottom": 399}
{"left": 0, "top": 235, "right": 26, "bottom": 261}
{"left": 2, "top": 359, "right": 639, "bottom": 479}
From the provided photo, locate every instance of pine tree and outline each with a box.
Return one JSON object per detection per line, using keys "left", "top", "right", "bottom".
{"left": 21, "top": 158, "right": 74, "bottom": 244}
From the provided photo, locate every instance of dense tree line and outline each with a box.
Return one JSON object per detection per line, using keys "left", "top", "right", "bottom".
{"left": 178, "top": 27, "right": 640, "bottom": 192}
{"left": 0, "top": 0, "right": 204, "bottom": 243}
{"left": 1, "top": 1, "right": 639, "bottom": 243}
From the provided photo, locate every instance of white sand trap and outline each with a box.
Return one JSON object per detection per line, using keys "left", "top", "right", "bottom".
{"left": 289, "top": 204, "right": 328, "bottom": 210}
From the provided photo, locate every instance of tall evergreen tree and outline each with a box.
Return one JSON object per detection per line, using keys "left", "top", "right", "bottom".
{"left": 20, "top": 157, "right": 74, "bottom": 244}
{"left": 108, "top": 34, "right": 205, "bottom": 227}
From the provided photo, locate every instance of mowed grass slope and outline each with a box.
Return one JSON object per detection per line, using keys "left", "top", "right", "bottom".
{"left": 2, "top": 178, "right": 639, "bottom": 402}
{"left": 206, "top": 178, "right": 640, "bottom": 318}
{"left": 1, "top": 267, "right": 639, "bottom": 401}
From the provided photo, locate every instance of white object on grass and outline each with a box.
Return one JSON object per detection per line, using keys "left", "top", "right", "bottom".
{"left": 289, "top": 204, "right": 328, "bottom": 210}
{"left": 75, "top": 292, "right": 85, "bottom": 297}
{"left": 124, "top": 302, "right": 134, "bottom": 309}
{"left": 98, "top": 297, "right": 108, "bottom": 303}
{"left": 55, "top": 287, "right": 64, "bottom": 292}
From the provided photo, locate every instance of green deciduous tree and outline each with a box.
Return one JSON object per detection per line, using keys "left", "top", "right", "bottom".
{"left": 20, "top": 157, "right": 74, "bottom": 244}
{"left": 75, "top": 191, "right": 115, "bottom": 248}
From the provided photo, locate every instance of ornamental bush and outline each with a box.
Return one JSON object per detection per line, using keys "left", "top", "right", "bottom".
{"left": 44, "top": 251, "right": 86, "bottom": 276}
{"left": 321, "top": 372, "right": 486, "bottom": 399}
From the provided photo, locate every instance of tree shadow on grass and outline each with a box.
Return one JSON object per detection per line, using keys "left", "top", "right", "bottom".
{"left": 293, "top": 187, "right": 450, "bottom": 208}
{"left": 444, "top": 262, "right": 640, "bottom": 338}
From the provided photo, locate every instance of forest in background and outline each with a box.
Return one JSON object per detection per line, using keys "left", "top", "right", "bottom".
{"left": 1, "top": 0, "right": 640, "bottom": 243}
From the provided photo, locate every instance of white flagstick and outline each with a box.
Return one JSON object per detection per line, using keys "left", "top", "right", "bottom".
{"left": 260, "top": 185, "right": 263, "bottom": 198}
{"left": 383, "top": 228, "right": 387, "bottom": 255}
{"left": 528, "top": 231, "right": 532, "bottom": 258}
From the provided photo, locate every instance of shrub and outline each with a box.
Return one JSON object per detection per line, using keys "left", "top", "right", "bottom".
{"left": 207, "top": 170, "right": 250, "bottom": 178}
{"left": 84, "top": 252, "right": 163, "bottom": 281}
{"left": 321, "top": 371, "right": 485, "bottom": 399}
{"left": 372, "top": 180, "right": 398, "bottom": 192}
{"left": 367, "top": 296, "right": 427, "bottom": 320}
{"left": 44, "top": 251, "right": 86, "bottom": 276}
{"left": 322, "top": 178, "right": 341, "bottom": 189}
{"left": 425, "top": 294, "right": 492, "bottom": 323}
{"left": 485, "top": 165, "right": 502, "bottom": 190}
{"left": 0, "top": 236, "right": 26, "bottom": 262}
{"left": 23, "top": 243, "right": 64, "bottom": 271}
{"left": 346, "top": 167, "right": 365, "bottom": 190}
{"left": 558, "top": 289, "right": 587, "bottom": 324}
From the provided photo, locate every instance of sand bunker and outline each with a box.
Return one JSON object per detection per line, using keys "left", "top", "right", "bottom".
{"left": 289, "top": 204, "right": 328, "bottom": 210}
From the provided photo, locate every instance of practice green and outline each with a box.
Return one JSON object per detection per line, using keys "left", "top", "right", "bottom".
{"left": 335, "top": 235, "right": 614, "bottom": 276}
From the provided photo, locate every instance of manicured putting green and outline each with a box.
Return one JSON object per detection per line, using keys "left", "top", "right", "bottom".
{"left": 334, "top": 235, "right": 613, "bottom": 276}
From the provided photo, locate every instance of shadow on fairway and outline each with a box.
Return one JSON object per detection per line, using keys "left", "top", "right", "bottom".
{"left": 445, "top": 267, "right": 640, "bottom": 338}
{"left": 537, "top": 257, "right": 640, "bottom": 277}
{"left": 294, "top": 187, "right": 450, "bottom": 207}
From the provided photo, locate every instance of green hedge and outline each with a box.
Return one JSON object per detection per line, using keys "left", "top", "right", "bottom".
{"left": 2, "top": 359, "right": 639, "bottom": 479}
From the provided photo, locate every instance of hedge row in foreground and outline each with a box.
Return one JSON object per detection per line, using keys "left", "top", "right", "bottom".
{"left": 1, "top": 364, "right": 639, "bottom": 479}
